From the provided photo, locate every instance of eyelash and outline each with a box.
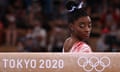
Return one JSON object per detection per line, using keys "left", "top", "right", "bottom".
{"left": 79, "top": 24, "right": 85, "bottom": 28}
{"left": 79, "top": 24, "right": 92, "bottom": 28}
{"left": 88, "top": 24, "right": 92, "bottom": 28}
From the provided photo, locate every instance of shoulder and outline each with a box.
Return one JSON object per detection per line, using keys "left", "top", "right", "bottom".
{"left": 81, "top": 43, "right": 92, "bottom": 53}
{"left": 71, "top": 42, "right": 92, "bottom": 53}
{"left": 63, "top": 37, "right": 74, "bottom": 52}
{"left": 79, "top": 42, "right": 92, "bottom": 52}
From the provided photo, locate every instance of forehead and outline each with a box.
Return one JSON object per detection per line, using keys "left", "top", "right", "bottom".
{"left": 75, "top": 16, "right": 91, "bottom": 23}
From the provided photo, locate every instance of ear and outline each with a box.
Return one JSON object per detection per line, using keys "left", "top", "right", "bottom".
{"left": 69, "top": 23, "right": 74, "bottom": 31}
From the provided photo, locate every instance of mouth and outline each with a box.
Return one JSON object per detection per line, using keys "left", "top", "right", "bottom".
{"left": 83, "top": 34, "right": 90, "bottom": 38}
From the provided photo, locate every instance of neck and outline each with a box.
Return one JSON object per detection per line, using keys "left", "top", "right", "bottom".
{"left": 71, "top": 34, "right": 80, "bottom": 42}
{"left": 71, "top": 34, "right": 86, "bottom": 42}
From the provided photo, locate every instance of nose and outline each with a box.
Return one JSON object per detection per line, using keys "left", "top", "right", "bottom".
{"left": 84, "top": 26, "right": 91, "bottom": 33}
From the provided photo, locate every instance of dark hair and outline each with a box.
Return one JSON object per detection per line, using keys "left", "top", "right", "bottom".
{"left": 65, "top": 1, "right": 88, "bottom": 23}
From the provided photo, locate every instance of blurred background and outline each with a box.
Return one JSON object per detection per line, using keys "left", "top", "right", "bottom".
{"left": 0, "top": 0, "right": 120, "bottom": 52}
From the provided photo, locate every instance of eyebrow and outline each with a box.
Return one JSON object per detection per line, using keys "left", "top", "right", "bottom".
{"left": 79, "top": 22, "right": 85, "bottom": 24}
{"left": 79, "top": 21, "right": 92, "bottom": 24}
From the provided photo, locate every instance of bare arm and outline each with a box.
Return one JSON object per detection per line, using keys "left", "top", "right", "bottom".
{"left": 63, "top": 38, "right": 74, "bottom": 52}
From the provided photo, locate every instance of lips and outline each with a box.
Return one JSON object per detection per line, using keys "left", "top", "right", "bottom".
{"left": 84, "top": 35, "right": 89, "bottom": 38}
{"left": 83, "top": 34, "right": 90, "bottom": 37}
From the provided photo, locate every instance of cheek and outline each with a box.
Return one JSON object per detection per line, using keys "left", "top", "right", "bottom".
{"left": 74, "top": 27, "right": 83, "bottom": 35}
{"left": 72, "top": 25, "right": 83, "bottom": 34}
{"left": 88, "top": 28, "right": 92, "bottom": 33}
{"left": 75, "top": 27, "right": 83, "bottom": 32}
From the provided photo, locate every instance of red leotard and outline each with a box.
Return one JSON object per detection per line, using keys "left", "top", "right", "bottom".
{"left": 70, "top": 41, "right": 92, "bottom": 53}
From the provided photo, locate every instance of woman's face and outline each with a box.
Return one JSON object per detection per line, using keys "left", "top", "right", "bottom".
{"left": 71, "top": 16, "right": 92, "bottom": 40}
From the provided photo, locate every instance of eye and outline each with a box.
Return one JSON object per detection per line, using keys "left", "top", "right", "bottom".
{"left": 88, "top": 23, "right": 92, "bottom": 28}
{"left": 79, "top": 23, "right": 85, "bottom": 28}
